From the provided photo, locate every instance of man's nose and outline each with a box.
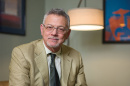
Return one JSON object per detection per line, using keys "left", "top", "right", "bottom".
{"left": 51, "top": 28, "right": 58, "bottom": 35}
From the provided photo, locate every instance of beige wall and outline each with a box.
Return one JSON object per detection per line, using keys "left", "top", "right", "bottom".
{"left": 0, "top": 0, "right": 130, "bottom": 86}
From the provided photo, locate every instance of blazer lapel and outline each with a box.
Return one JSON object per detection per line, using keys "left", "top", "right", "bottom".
{"left": 34, "top": 39, "right": 49, "bottom": 86}
{"left": 61, "top": 45, "right": 72, "bottom": 86}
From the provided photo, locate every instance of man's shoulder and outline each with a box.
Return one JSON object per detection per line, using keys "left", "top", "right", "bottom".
{"left": 62, "top": 44, "right": 80, "bottom": 55}
{"left": 62, "top": 45, "right": 82, "bottom": 62}
{"left": 13, "top": 39, "right": 43, "bottom": 51}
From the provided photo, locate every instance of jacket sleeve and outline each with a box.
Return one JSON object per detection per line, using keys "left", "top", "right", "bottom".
{"left": 9, "top": 47, "right": 30, "bottom": 86}
{"left": 75, "top": 53, "right": 88, "bottom": 86}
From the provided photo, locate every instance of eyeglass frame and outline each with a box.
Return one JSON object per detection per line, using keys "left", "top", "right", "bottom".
{"left": 42, "top": 24, "right": 69, "bottom": 34}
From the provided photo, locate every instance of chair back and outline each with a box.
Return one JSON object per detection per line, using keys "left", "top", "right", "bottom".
{"left": 0, "top": 81, "right": 9, "bottom": 86}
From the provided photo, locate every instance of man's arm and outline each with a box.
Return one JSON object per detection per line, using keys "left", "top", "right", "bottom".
{"left": 9, "top": 47, "right": 30, "bottom": 86}
{"left": 75, "top": 53, "right": 87, "bottom": 86}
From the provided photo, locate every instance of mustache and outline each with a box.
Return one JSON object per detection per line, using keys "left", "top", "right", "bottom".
{"left": 48, "top": 37, "right": 59, "bottom": 40}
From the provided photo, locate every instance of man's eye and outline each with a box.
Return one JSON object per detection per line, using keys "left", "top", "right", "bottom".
{"left": 58, "top": 27, "right": 64, "bottom": 30}
{"left": 59, "top": 28, "right": 64, "bottom": 31}
{"left": 47, "top": 26, "right": 53, "bottom": 29}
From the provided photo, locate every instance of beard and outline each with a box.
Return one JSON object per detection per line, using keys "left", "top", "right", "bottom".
{"left": 47, "top": 36, "right": 60, "bottom": 48}
{"left": 46, "top": 36, "right": 67, "bottom": 48}
{"left": 47, "top": 41, "right": 60, "bottom": 48}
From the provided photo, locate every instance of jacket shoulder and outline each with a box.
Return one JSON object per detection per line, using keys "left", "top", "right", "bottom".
{"left": 62, "top": 44, "right": 81, "bottom": 57}
{"left": 15, "top": 39, "right": 42, "bottom": 49}
{"left": 12, "top": 39, "right": 43, "bottom": 55}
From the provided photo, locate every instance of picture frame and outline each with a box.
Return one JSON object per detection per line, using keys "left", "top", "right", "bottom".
{"left": 0, "top": 0, "right": 26, "bottom": 35}
{"left": 103, "top": 0, "right": 130, "bottom": 43}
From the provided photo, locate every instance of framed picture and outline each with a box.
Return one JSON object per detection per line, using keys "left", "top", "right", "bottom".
{"left": 103, "top": 0, "right": 130, "bottom": 43}
{"left": 0, "top": 0, "right": 25, "bottom": 35}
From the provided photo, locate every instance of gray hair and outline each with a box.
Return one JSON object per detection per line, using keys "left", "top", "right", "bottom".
{"left": 42, "top": 8, "right": 70, "bottom": 29}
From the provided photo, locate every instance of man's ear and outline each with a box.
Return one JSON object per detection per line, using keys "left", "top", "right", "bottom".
{"left": 40, "top": 24, "right": 44, "bottom": 35}
{"left": 66, "top": 29, "right": 71, "bottom": 39}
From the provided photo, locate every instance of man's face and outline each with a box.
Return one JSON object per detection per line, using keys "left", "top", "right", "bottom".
{"left": 40, "top": 14, "right": 71, "bottom": 50}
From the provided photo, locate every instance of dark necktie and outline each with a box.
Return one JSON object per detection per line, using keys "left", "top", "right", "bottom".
{"left": 50, "top": 53, "right": 60, "bottom": 86}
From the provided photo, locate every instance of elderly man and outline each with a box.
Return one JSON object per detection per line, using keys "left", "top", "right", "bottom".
{"left": 9, "top": 8, "right": 87, "bottom": 86}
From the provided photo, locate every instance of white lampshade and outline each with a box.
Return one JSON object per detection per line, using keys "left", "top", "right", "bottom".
{"left": 68, "top": 8, "right": 104, "bottom": 31}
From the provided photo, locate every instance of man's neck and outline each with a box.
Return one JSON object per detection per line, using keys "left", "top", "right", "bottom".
{"left": 47, "top": 46, "right": 60, "bottom": 53}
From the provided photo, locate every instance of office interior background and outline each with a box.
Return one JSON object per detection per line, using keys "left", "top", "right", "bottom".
{"left": 0, "top": 0, "right": 130, "bottom": 86}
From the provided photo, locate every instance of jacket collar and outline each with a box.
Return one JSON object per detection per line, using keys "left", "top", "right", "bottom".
{"left": 60, "top": 45, "right": 72, "bottom": 85}
{"left": 34, "top": 39, "right": 49, "bottom": 86}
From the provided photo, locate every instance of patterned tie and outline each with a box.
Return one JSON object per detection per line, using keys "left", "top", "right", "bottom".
{"left": 50, "top": 53, "right": 60, "bottom": 86}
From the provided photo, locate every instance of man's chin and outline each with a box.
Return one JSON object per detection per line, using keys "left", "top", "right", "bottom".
{"left": 47, "top": 43, "right": 60, "bottom": 48}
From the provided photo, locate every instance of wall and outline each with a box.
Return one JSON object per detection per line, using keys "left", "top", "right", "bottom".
{"left": 0, "top": 0, "right": 130, "bottom": 86}
{"left": 0, "top": 0, "right": 45, "bottom": 80}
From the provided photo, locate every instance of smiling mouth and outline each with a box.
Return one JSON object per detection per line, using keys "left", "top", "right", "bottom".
{"left": 51, "top": 38, "right": 58, "bottom": 41}
{"left": 48, "top": 37, "right": 59, "bottom": 41}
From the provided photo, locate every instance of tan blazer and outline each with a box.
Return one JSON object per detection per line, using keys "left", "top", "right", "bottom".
{"left": 9, "top": 39, "right": 87, "bottom": 86}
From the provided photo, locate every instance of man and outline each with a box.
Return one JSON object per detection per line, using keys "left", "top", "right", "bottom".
{"left": 9, "top": 8, "right": 87, "bottom": 86}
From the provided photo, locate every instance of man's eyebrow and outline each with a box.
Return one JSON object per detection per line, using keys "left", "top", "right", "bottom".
{"left": 58, "top": 25, "right": 65, "bottom": 27}
{"left": 46, "top": 24, "right": 65, "bottom": 27}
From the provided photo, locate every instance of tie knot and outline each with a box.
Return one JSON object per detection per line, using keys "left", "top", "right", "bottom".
{"left": 50, "top": 53, "right": 56, "bottom": 57}
{"left": 50, "top": 53, "right": 56, "bottom": 62}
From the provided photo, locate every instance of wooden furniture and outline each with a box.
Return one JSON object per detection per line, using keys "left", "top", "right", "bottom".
{"left": 0, "top": 81, "right": 9, "bottom": 86}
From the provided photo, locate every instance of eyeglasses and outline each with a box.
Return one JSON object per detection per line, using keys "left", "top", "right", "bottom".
{"left": 43, "top": 24, "right": 68, "bottom": 34}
